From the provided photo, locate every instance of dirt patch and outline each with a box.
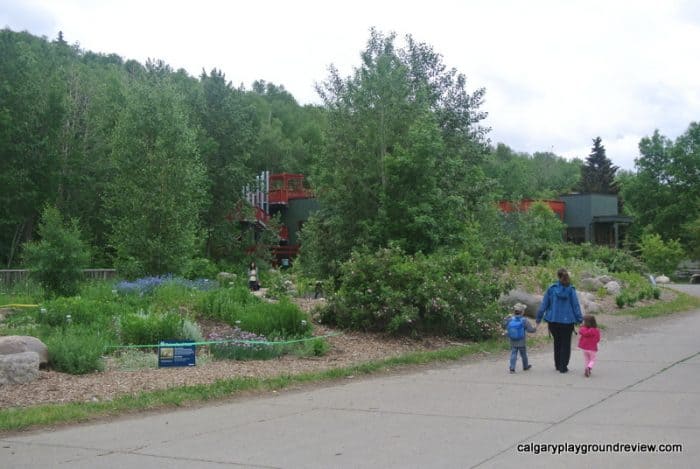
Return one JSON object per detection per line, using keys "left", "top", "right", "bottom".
{"left": 0, "top": 290, "right": 683, "bottom": 409}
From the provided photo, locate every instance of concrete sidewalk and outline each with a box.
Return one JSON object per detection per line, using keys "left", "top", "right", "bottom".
{"left": 2, "top": 286, "right": 700, "bottom": 468}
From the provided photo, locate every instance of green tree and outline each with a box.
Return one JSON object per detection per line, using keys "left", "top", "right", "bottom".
{"left": 621, "top": 124, "right": 700, "bottom": 248}
{"left": 23, "top": 205, "right": 90, "bottom": 296}
{"left": 578, "top": 137, "right": 619, "bottom": 193}
{"left": 304, "top": 29, "right": 489, "bottom": 278}
{"left": 105, "top": 77, "right": 207, "bottom": 277}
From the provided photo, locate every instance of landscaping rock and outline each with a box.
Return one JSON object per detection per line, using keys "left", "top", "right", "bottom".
{"left": 0, "top": 351, "right": 40, "bottom": 385}
{"left": 216, "top": 272, "right": 236, "bottom": 284}
{"left": 499, "top": 290, "right": 543, "bottom": 318}
{"left": 605, "top": 281, "right": 622, "bottom": 295}
{"left": 579, "top": 277, "right": 604, "bottom": 292}
{"left": 598, "top": 275, "right": 613, "bottom": 284}
{"left": 655, "top": 275, "right": 670, "bottom": 284}
{"left": 0, "top": 335, "right": 49, "bottom": 366}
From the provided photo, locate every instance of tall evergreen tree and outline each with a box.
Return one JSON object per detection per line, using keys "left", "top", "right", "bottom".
{"left": 578, "top": 137, "right": 619, "bottom": 193}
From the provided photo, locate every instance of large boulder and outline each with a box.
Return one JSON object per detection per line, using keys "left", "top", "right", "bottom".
{"left": 655, "top": 275, "right": 670, "bottom": 284}
{"left": 604, "top": 281, "right": 622, "bottom": 295}
{"left": 579, "top": 277, "right": 604, "bottom": 292}
{"left": 499, "top": 290, "right": 543, "bottom": 318}
{"left": 0, "top": 351, "right": 40, "bottom": 385}
{"left": 0, "top": 335, "right": 49, "bottom": 366}
{"left": 576, "top": 291, "right": 600, "bottom": 315}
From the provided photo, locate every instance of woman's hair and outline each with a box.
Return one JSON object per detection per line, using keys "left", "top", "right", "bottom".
{"left": 557, "top": 268, "right": 570, "bottom": 285}
{"left": 249, "top": 261, "right": 256, "bottom": 269}
{"left": 583, "top": 314, "right": 597, "bottom": 328}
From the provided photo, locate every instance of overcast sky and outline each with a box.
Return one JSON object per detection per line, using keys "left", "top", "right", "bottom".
{"left": 2, "top": 0, "right": 699, "bottom": 170}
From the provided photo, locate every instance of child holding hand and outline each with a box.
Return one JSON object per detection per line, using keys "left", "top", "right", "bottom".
{"left": 578, "top": 314, "right": 601, "bottom": 377}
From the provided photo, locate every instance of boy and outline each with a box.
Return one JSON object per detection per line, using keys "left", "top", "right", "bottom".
{"left": 503, "top": 303, "right": 537, "bottom": 373}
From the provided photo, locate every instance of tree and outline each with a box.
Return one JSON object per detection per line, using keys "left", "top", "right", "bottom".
{"left": 303, "top": 29, "right": 489, "bottom": 278}
{"left": 578, "top": 137, "right": 619, "bottom": 193}
{"left": 638, "top": 233, "right": 684, "bottom": 275}
{"left": 105, "top": 77, "right": 207, "bottom": 278}
{"left": 23, "top": 205, "right": 90, "bottom": 296}
{"left": 621, "top": 124, "right": 700, "bottom": 248}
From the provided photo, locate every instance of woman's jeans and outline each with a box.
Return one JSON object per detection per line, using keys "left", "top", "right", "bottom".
{"left": 510, "top": 346, "right": 529, "bottom": 370}
{"left": 548, "top": 322, "right": 575, "bottom": 371}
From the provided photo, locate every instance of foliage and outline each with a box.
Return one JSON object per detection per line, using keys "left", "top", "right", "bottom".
{"left": 621, "top": 124, "right": 700, "bottom": 251}
{"left": 638, "top": 233, "right": 685, "bottom": 275}
{"left": 183, "top": 257, "right": 220, "bottom": 280}
{"left": 549, "top": 243, "right": 647, "bottom": 273}
{"left": 118, "top": 311, "right": 184, "bottom": 345}
{"left": 196, "top": 284, "right": 255, "bottom": 322}
{"left": 46, "top": 326, "right": 107, "bottom": 374}
{"left": 304, "top": 29, "right": 490, "bottom": 278}
{"left": 499, "top": 201, "right": 565, "bottom": 263}
{"left": 208, "top": 328, "right": 283, "bottom": 360}
{"left": 578, "top": 137, "right": 619, "bottom": 194}
{"left": 22, "top": 205, "right": 90, "bottom": 296}
{"left": 322, "top": 245, "right": 509, "bottom": 339}
{"left": 238, "top": 300, "right": 311, "bottom": 338}
{"left": 39, "top": 296, "right": 122, "bottom": 328}
{"left": 112, "top": 349, "right": 158, "bottom": 370}
{"left": 105, "top": 76, "right": 207, "bottom": 278}
{"left": 483, "top": 144, "right": 581, "bottom": 199}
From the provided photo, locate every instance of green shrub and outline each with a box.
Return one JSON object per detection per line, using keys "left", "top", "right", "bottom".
{"left": 46, "top": 327, "right": 107, "bottom": 374}
{"left": 181, "top": 318, "right": 204, "bottom": 342}
{"left": 40, "top": 297, "right": 121, "bottom": 328}
{"left": 238, "top": 299, "right": 311, "bottom": 338}
{"left": 119, "top": 311, "right": 184, "bottom": 345}
{"left": 639, "top": 233, "right": 685, "bottom": 275}
{"left": 550, "top": 243, "right": 647, "bottom": 273}
{"left": 184, "top": 257, "right": 219, "bottom": 279}
{"left": 112, "top": 349, "right": 158, "bottom": 370}
{"left": 322, "top": 246, "right": 509, "bottom": 340}
{"left": 197, "top": 285, "right": 254, "bottom": 322}
{"left": 653, "top": 288, "right": 661, "bottom": 299}
{"left": 615, "top": 294, "right": 625, "bottom": 308}
{"left": 22, "top": 205, "right": 90, "bottom": 297}
{"left": 296, "top": 337, "right": 330, "bottom": 357}
{"left": 208, "top": 329, "right": 284, "bottom": 360}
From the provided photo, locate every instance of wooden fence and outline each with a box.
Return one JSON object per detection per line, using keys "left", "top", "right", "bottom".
{"left": 0, "top": 269, "right": 117, "bottom": 285}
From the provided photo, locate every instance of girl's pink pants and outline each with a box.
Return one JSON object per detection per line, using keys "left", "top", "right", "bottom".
{"left": 582, "top": 350, "right": 596, "bottom": 369}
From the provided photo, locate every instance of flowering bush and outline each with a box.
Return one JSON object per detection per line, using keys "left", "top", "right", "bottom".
{"left": 321, "top": 246, "right": 510, "bottom": 340}
{"left": 115, "top": 275, "right": 219, "bottom": 296}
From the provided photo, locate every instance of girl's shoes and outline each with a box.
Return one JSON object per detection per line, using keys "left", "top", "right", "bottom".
{"left": 584, "top": 367, "right": 591, "bottom": 377}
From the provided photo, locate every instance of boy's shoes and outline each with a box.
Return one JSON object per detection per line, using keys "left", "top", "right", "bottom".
{"left": 585, "top": 367, "right": 591, "bottom": 377}
{"left": 523, "top": 365, "right": 532, "bottom": 371}
{"left": 510, "top": 369, "right": 515, "bottom": 373}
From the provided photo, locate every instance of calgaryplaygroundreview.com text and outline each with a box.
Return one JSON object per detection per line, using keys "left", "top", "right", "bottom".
{"left": 517, "top": 442, "right": 683, "bottom": 455}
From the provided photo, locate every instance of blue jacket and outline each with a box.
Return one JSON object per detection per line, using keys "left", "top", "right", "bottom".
{"left": 536, "top": 281, "right": 583, "bottom": 324}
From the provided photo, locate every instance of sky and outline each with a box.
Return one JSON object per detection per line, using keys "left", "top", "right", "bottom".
{"left": 2, "top": 0, "right": 699, "bottom": 170}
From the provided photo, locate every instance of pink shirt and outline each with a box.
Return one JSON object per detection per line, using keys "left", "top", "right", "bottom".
{"left": 578, "top": 326, "right": 600, "bottom": 351}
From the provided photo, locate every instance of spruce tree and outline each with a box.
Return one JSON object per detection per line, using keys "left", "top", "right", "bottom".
{"left": 578, "top": 137, "right": 619, "bottom": 193}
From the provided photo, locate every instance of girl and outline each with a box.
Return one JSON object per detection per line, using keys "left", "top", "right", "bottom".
{"left": 578, "top": 314, "right": 601, "bottom": 377}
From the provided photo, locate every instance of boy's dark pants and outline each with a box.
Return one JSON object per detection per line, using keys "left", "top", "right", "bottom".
{"left": 548, "top": 322, "right": 575, "bottom": 371}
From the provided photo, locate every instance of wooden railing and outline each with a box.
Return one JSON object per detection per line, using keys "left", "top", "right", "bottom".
{"left": 0, "top": 269, "right": 117, "bottom": 285}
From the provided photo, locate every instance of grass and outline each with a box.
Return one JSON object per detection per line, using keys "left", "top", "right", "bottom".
{"left": 619, "top": 290, "right": 700, "bottom": 318}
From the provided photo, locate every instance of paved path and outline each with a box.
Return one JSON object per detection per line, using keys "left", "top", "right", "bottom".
{"left": 3, "top": 285, "right": 700, "bottom": 468}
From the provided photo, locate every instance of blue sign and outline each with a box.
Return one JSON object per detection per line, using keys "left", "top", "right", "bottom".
{"left": 158, "top": 340, "right": 196, "bottom": 367}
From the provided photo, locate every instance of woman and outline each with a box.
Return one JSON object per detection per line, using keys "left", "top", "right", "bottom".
{"left": 536, "top": 268, "right": 583, "bottom": 373}
{"left": 248, "top": 262, "right": 259, "bottom": 291}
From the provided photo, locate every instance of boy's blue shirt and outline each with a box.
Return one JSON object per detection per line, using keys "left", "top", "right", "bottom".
{"left": 536, "top": 281, "right": 583, "bottom": 324}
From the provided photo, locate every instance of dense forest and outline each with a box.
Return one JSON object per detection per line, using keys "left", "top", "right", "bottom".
{"left": 2, "top": 27, "right": 699, "bottom": 280}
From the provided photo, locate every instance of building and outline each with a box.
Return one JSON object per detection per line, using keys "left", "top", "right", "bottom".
{"left": 559, "top": 193, "right": 632, "bottom": 247}
{"left": 498, "top": 193, "right": 633, "bottom": 248}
